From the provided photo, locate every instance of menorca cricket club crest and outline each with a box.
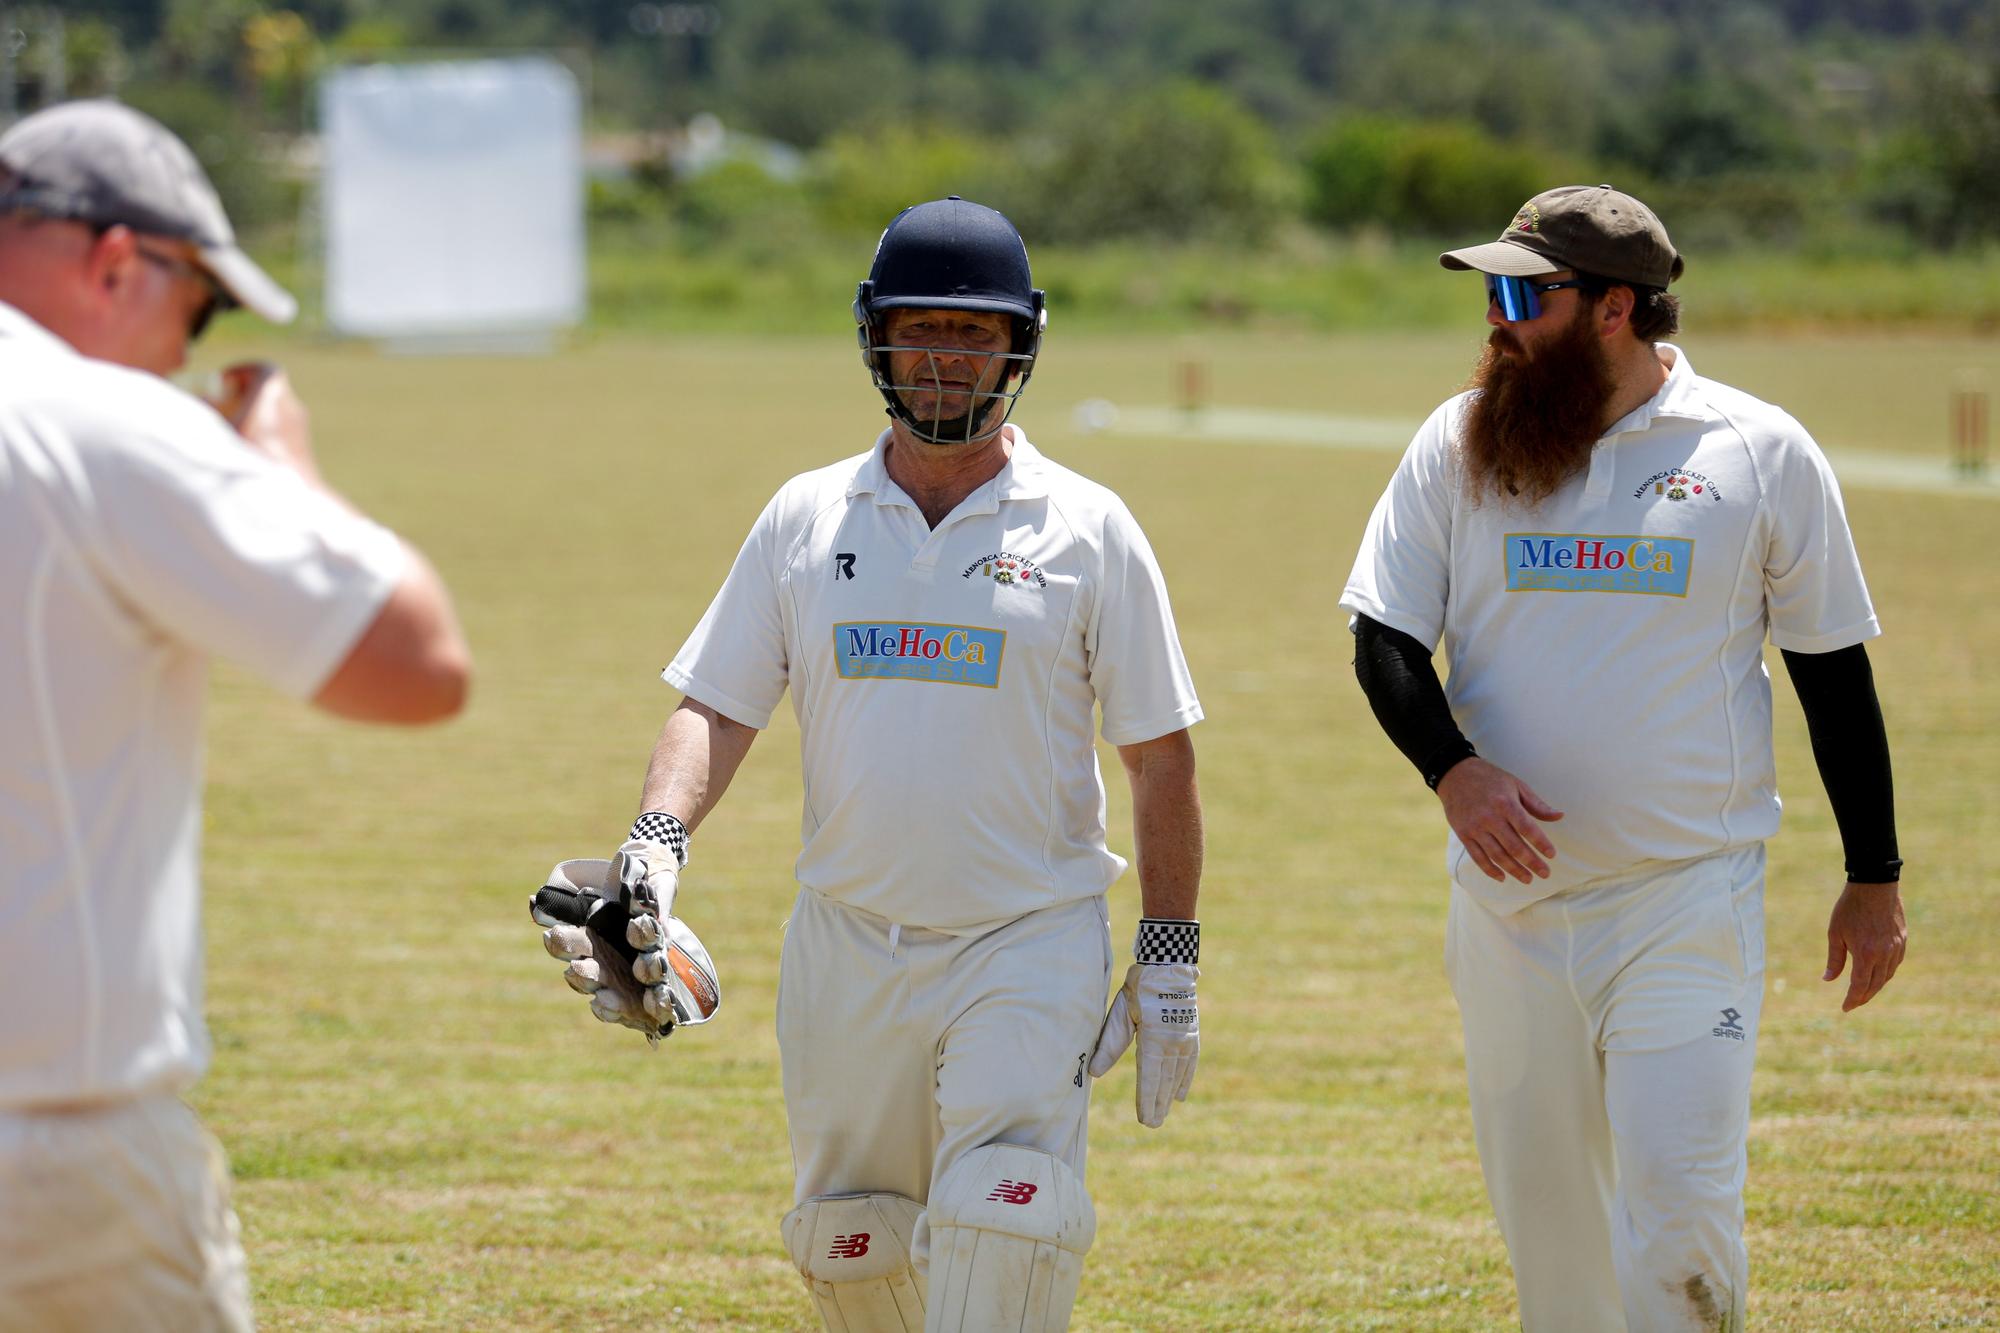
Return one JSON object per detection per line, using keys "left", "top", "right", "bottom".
{"left": 962, "top": 552, "right": 1047, "bottom": 589}
{"left": 1635, "top": 468, "right": 1723, "bottom": 503}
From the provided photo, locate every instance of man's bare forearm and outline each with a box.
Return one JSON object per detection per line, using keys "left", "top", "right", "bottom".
{"left": 1118, "top": 729, "right": 1203, "bottom": 920}
{"left": 639, "top": 698, "right": 759, "bottom": 832}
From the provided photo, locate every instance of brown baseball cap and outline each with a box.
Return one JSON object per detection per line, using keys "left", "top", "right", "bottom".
{"left": 1440, "top": 184, "right": 1683, "bottom": 290}
{"left": 0, "top": 99, "right": 296, "bottom": 322}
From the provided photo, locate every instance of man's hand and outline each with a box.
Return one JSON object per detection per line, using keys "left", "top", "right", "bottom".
{"left": 610, "top": 837, "right": 681, "bottom": 922}
{"left": 208, "top": 361, "right": 324, "bottom": 487}
{"left": 530, "top": 858, "right": 678, "bottom": 1044}
{"left": 1089, "top": 963, "right": 1199, "bottom": 1128}
{"left": 1435, "top": 757, "right": 1564, "bottom": 884}
{"left": 1825, "top": 879, "right": 1907, "bottom": 1012}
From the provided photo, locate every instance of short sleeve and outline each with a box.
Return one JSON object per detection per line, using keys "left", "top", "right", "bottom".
{"left": 1763, "top": 432, "right": 1879, "bottom": 653}
{"left": 663, "top": 492, "right": 790, "bottom": 728}
{"left": 1085, "top": 501, "right": 1202, "bottom": 746}
{"left": 78, "top": 401, "right": 406, "bottom": 700}
{"left": 1339, "top": 402, "right": 1458, "bottom": 650}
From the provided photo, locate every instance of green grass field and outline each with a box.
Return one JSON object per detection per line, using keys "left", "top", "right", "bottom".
{"left": 186, "top": 329, "right": 1999, "bottom": 1330}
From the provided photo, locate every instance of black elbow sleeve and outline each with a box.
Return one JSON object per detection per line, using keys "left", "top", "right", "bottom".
{"left": 1781, "top": 644, "right": 1900, "bottom": 882}
{"left": 1353, "top": 615, "right": 1476, "bottom": 789}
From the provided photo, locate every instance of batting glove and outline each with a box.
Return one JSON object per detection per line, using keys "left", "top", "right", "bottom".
{"left": 614, "top": 810, "right": 689, "bottom": 920}
{"left": 1088, "top": 918, "right": 1200, "bottom": 1128}
{"left": 531, "top": 814, "right": 692, "bottom": 1046}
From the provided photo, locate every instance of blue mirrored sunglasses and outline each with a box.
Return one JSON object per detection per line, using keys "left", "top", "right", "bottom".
{"left": 1485, "top": 273, "right": 1587, "bottom": 322}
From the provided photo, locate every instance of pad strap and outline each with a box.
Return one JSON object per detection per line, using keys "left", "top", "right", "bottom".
{"left": 629, "top": 811, "right": 690, "bottom": 868}
{"left": 1135, "top": 917, "right": 1199, "bottom": 966}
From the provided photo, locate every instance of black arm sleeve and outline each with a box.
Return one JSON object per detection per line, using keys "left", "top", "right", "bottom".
{"left": 1780, "top": 643, "right": 1901, "bottom": 883}
{"left": 1352, "top": 614, "right": 1476, "bottom": 789}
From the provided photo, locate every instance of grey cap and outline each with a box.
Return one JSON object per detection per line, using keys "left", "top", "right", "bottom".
{"left": 1440, "top": 184, "right": 1683, "bottom": 290}
{"left": 0, "top": 99, "right": 296, "bottom": 323}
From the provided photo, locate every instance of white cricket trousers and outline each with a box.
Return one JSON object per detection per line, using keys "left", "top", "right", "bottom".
{"left": 0, "top": 1093, "right": 254, "bottom": 1332}
{"left": 1447, "top": 844, "right": 1765, "bottom": 1333}
{"left": 777, "top": 889, "right": 1113, "bottom": 1275}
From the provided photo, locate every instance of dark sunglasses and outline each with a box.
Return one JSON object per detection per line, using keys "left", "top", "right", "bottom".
{"left": 132, "top": 245, "right": 226, "bottom": 343}
{"left": 1485, "top": 273, "right": 1587, "bottom": 323}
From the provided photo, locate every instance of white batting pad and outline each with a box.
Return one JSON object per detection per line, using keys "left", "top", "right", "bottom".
{"left": 784, "top": 1193, "right": 926, "bottom": 1333}
{"left": 924, "top": 1145, "right": 1095, "bottom": 1333}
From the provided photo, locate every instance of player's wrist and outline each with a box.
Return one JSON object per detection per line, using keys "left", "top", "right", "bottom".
{"left": 1845, "top": 857, "right": 1903, "bottom": 885}
{"left": 628, "top": 811, "right": 690, "bottom": 869}
{"left": 1423, "top": 742, "right": 1477, "bottom": 792}
{"left": 1134, "top": 917, "right": 1199, "bottom": 966}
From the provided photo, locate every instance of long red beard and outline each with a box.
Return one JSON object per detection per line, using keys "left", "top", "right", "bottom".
{"left": 1458, "top": 306, "right": 1617, "bottom": 508}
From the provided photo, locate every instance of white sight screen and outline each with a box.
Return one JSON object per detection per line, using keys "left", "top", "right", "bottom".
{"left": 322, "top": 58, "right": 584, "bottom": 337}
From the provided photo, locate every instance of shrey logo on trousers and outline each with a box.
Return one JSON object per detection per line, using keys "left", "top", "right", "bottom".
{"left": 833, "top": 621, "right": 1006, "bottom": 687}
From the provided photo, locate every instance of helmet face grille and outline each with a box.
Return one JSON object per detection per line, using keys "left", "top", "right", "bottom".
{"left": 861, "top": 341, "right": 1040, "bottom": 445}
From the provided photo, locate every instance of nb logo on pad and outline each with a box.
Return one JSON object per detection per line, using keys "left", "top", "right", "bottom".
{"left": 827, "top": 1233, "right": 871, "bottom": 1259}
{"left": 986, "top": 1180, "right": 1038, "bottom": 1205}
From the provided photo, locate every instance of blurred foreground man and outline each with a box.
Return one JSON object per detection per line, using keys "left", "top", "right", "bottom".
{"left": 1341, "top": 186, "right": 1905, "bottom": 1331}
{"left": 0, "top": 101, "right": 471, "bottom": 1330}
{"left": 534, "top": 197, "right": 1203, "bottom": 1332}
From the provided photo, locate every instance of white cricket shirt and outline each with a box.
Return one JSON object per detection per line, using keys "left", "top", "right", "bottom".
{"left": 1342, "top": 344, "right": 1878, "bottom": 910}
{"left": 0, "top": 303, "right": 406, "bottom": 1110}
{"left": 666, "top": 427, "right": 1202, "bottom": 930}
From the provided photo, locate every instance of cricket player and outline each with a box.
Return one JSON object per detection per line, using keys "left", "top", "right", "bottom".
{"left": 1342, "top": 185, "right": 1906, "bottom": 1331}
{"left": 0, "top": 101, "right": 471, "bottom": 1330}
{"left": 536, "top": 196, "right": 1204, "bottom": 1332}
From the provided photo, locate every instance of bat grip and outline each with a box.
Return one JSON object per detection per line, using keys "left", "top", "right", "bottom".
{"left": 531, "top": 884, "right": 595, "bottom": 927}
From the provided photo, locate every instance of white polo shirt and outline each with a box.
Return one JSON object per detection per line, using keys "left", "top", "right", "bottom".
{"left": 1342, "top": 344, "right": 1878, "bottom": 910}
{"left": 0, "top": 303, "right": 406, "bottom": 1110}
{"left": 666, "top": 427, "right": 1202, "bottom": 931}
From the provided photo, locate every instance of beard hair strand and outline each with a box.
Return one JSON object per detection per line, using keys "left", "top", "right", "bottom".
{"left": 1457, "top": 306, "right": 1618, "bottom": 508}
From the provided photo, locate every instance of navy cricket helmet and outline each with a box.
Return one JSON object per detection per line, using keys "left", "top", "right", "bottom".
{"left": 854, "top": 197, "right": 1047, "bottom": 445}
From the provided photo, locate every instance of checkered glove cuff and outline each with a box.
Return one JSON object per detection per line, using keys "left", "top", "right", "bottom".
{"left": 628, "top": 811, "right": 690, "bottom": 869}
{"left": 1135, "top": 918, "right": 1200, "bottom": 966}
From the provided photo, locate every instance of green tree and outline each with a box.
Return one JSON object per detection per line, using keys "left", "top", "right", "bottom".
{"left": 809, "top": 126, "right": 1014, "bottom": 237}
{"left": 1861, "top": 51, "right": 2000, "bottom": 244}
{"left": 64, "top": 18, "right": 131, "bottom": 98}
{"left": 1302, "top": 115, "right": 1564, "bottom": 234}
{"left": 1019, "top": 82, "right": 1287, "bottom": 244}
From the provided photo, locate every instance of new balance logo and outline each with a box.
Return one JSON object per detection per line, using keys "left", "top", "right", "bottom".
{"left": 986, "top": 1180, "right": 1038, "bottom": 1205}
{"left": 1711, "top": 1008, "right": 1746, "bottom": 1042}
{"left": 827, "top": 1233, "right": 870, "bottom": 1260}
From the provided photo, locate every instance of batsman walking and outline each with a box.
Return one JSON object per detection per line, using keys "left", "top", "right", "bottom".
{"left": 534, "top": 197, "right": 1205, "bottom": 1332}
{"left": 1342, "top": 185, "right": 1906, "bottom": 1331}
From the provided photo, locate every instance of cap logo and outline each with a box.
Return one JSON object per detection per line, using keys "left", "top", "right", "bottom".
{"left": 1509, "top": 204, "right": 1542, "bottom": 235}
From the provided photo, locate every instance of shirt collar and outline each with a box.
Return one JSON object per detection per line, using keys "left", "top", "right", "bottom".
{"left": 1606, "top": 341, "right": 1707, "bottom": 437}
{"left": 847, "top": 425, "right": 1051, "bottom": 510}
{"left": 0, "top": 300, "right": 75, "bottom": 355}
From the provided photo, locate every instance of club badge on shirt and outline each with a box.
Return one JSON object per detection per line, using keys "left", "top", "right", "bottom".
{"left": 833, "top": 621, "right": 1006, "bottom": 687}
{"left": 961, "top": 551, "right": 1047, "bottom": 589}
{"left": 1633, "top": 469, "right": 1724, "bottom": 502}
{"left": 1503, "top": 533, "right": 1694, "bottom": 597}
